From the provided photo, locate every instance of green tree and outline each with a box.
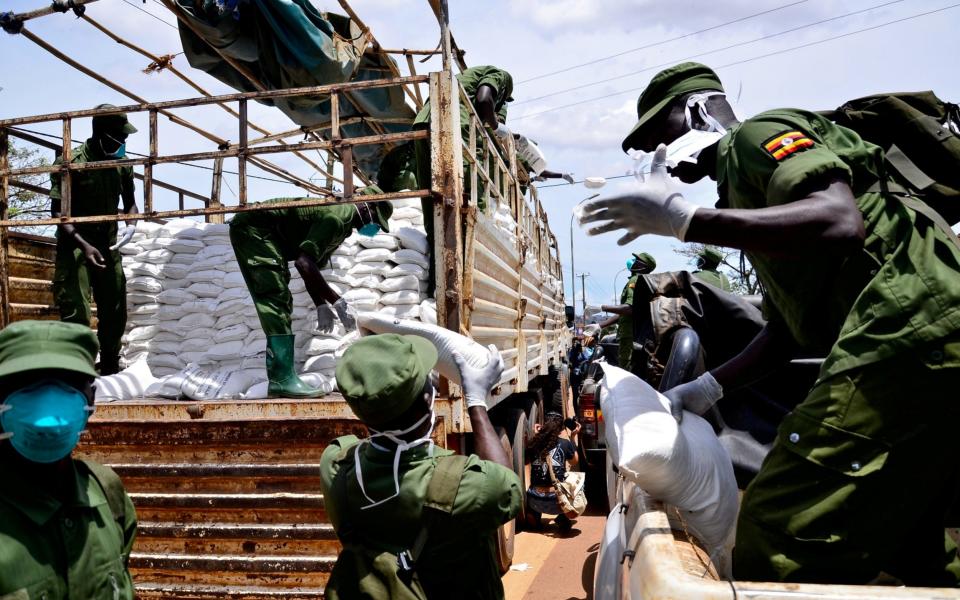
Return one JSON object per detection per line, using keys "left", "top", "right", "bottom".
{"left": 674, "top": 243, "right": 762, "bottom": 295}
{"left": 4, "top": 140, "right": 54, "bottom": 235}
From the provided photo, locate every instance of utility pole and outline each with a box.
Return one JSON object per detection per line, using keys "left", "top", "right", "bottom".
{"left": 579, "top": 272, "right": 589, "bottom": 321}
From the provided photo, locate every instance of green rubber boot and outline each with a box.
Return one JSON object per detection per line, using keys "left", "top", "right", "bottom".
{"left": 266, "top": 335, "right": 325, "bottom": 399}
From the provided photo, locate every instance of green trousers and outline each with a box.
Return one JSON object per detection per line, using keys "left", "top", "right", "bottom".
{"left": 53, "top": 239, "right": 127, "bottom": 367}
{"left": 229, "top": 218, "right": 295, "bottom": 337}
{"left": 616, "top": 321, "right": 633, "bottom": 370}
{"left": 734, "top": 333, "right": 960, "bottom": 585}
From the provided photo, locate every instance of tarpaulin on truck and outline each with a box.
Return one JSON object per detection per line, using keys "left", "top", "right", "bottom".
{"left": 174, "top": 0, "right": 416, "bottom": 178}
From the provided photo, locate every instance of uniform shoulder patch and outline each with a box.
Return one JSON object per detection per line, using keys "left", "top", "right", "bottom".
{"left": 762, "top": 130, "right": 814, "bottom": 161}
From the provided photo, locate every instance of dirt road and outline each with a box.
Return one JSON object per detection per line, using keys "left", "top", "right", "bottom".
{"left": 502, "top": 506, "right": 607, "bottom": 600}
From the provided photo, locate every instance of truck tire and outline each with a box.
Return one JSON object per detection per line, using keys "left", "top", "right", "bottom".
{"left": 505, "top": 407, "right": 528, "bottom": 529}
{"left": 495, "top": 425, "right": 515, "bottom": 573}
{"left": 525, "top": 390, "right": 543, "bottom": 440}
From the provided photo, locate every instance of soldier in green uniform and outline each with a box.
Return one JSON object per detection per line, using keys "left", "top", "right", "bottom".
{"left": 595, "top": 252, "right": 657, "bottom": 369}
{"left": 0, "top": 321, "right": 137, "bottom": 599}
{"left": 582, "top": 62, "right": 960, "bottom": 585}
{"left": 692, "top": 246, "right": 732, "bottom": 291}
{"left": 229, "top": 190, "right": 392, "bottom": 398}
{"left": 50, "top": 105, "right": 140, "bottom": 375}
{"left": 321, "top": 334, "right": 521, "bottom": 599}
{"left": 378, "top": 66, "right": 514, "bottom": 293}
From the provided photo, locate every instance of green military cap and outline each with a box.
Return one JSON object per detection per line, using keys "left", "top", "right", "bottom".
{"left": 358, "top": 185, "right": 394, "bottom": 232}
{"left": 632, "top": 252, "right": 657, "bottom": 271}
{"left": 621, "top": 62, "right": 724, "bottom": 153}
{"left": 336, "top": 334, "right": 438, "bottom": 428}
{"left": 699, "top": 246, "right": 724, "bottom": 266}
{"left": 92, "top": 103, "right": 138, "bottom": 135}
{"left": 0, "top": 320, "right": 99, "bottom": 380}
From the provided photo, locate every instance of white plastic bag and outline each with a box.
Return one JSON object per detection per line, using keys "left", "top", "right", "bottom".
{"left": 379, "top": 275, "right": 420, "bottom": 293}
{"left": 385, "top": 263, "right": 427, "bottom": 281}
{"left": 394, "top": 227, "right": 429, "bottom": 254}
{"left": 392, "top": 249, "right": 430, "bottom": 269}
{"left": 358, "top": 233, "right": 399, "bottom": 250}
{"left": 381, "top": 290, "right": 420, "bottom": 305}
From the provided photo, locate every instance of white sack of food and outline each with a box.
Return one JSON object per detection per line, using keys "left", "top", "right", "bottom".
{"left": 320, "top": 269, "right": 357, "bottom": 286}
{"left": 168, "top": 238, "right": 204, "bottom": 254}
{"left": 394, "top": 227, "right": 429, "bottom": 255}
{"left": 157, "top": 289, "right": 196, "bottom": 305}
{"left": 288, "top": 277, "right": 306, "bottom": 294}
{"left": 216, "top": 312, "right": 248, "bottom": 330}
{"left": 119, "top": 244, "right": 142, "bottom": 256}
{"left": 357, "top": 312, "right": 494, "bottom": 388}
{"left": 223, "top": 271, "right": 246, "bottom": 289}
{"left": 178, "top": 313, "right": 216, "bottom": 330}
{"left": 390, "top": 197, "right": 421, "bottom": 210}
{"left": 392, "top": 206, "right": 421, "bottom": 220}
{"left": 392, "top": 249, "right": 430, "bottom": 269}
{"left": 128, "top": 262, "right": 163, "bottom": 278}
{"left": 349, "top": 262, "right": 390, "bottom": 277}
{"left": 328, "top": 255, "right": 353, "bottom": 270}
{"left": 217, "top": 287, "right": 250, "bottom": 302}
{"left": 380, "top": 290, "right": 420, "bottom": 306}
{"left": 379, "top": 304, "right": 420, "bottom": 320}
{"left": 179, "top": 364, "right": 264, "bottom": 401}
{"left": 139, "top": 237, "right": 175, "bottom": 251}
{"left": 161, "top": 263, "right": 191, "bottom": 279}
{"left": 94, "top": 357, "right": 159, "bottom": 402}
{"left": 358, "top": 233, "right": 399, "bottom": 250}
{"left": 180, "top": 338, "right": 212, "bottom": 353}
{"left": 186, "top": 282, "right": 223, "bottom": 298}
{"left": 169, "top": 253, "right": 195, "bottom": 265}
{"left": 333, "top": 242, "right": 360, "bottom": 257}
{"left": 128, "top": 276, "right": 163, "bottom": 294}
{"left": 304, "top": 337, "right": 340, "bottom": 356}
{"left": 379, "top": 275, "right": 420, "bottom": 293}
{"left": 342, "top": 288, "right": 380, "bottom": 304}
{"left": 140, "top": 249, "right": 174, "bottom": 264}
{"left": 147, "top": 353, "right": 184, "bottom": 370}
{"left": 127, "top": 292, "right": 159, "bottom": 305}
{"left": 171, "top": 226, "right": 205, "bottom": 240}
{"left": 186, "top": 268, "right": 225, "bottom": 283}
{"left": 129, "top": 303, "right": 160, "bottom": 316}
{"left": 351, "top": 275, "right": 381, "bottom": 289}
{"left": 135, "top": 221, "right": 163, "bottom": 237}
{"left": 206, "top": 340, "right": 245, "bottom": 361}
{"left": 194, "top": 244, "right": 233, "bottom": 262}
{"left": 303, "top": 354, "right": 336, "bottom": 373}
{"left": 598, "top": 363, "right": 738, "bottom": 560}
{"left": 356, "top": 247, "right": 392, "bottom": 263}
{"left": 125, "top": 325, "right": 159, "bottom": 343}
{"left": 419, "top": 299, "right": 437, "bottom": 325}
{"left": 150, "top": 341, "right": 181, "bottom": 354}
{"left": 214, "top": 324, "right": 250, "bottom": 344}
{"left": 385, "top": 263, "right": 427, "bottom": 281}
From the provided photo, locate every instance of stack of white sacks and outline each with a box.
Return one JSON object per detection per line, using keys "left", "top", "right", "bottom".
{"left": 98, "top": 198, "right": 437, "bottom": 401}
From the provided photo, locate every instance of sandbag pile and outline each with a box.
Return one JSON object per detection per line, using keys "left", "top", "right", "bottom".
{"left": 105, "top": 198, "right": 437, "bottom": 401}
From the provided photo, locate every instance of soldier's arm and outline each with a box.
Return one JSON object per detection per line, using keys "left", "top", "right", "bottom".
{"left": 121, "top": 169, "right": 137, "bottom": 214}
{"left": 474, "top": 84, "right": 500, "bottom": 129}
{"left": 597, "top": 313, "right": 620, "bottom": 329}
{"left": 600, "top": 303, "right": 631, "bottom": 316}
{"left": 686, "top": 176, "right": 865, "bottom": 259}
{"left": 468, "top": 406, "right": 513, "bottom": 470}
{"left": 709, "top": 319, "right": 799, "bottom": 392}
{"left": 294, "top": 252, "right": 340, "bottom": 306}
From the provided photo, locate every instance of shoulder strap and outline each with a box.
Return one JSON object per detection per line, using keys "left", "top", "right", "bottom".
{"left": 79, "top": 459, "right": 126, "bottom": 525}
{"left": 410, "top": 454, "right": 469, "bottom": 562}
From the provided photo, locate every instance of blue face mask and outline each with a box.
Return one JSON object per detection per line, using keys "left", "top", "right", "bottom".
{"left": 100, "top": 134, "right": 126, "bottom": 159}
{"left": 358, "top": 222, "right": 381, "bottom": 238}
{"left": 110, "top": 142, "right": 126, "bottom": 159}
{"left": 626, "top": 257, "right": 636, "bottom": 269}
{"left": 0, "top": 380, "right": 92, "bottom": 464}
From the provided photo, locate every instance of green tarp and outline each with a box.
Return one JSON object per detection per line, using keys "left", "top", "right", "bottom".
{"left": 176, "top": 0, "right": 416, "bottom": 179}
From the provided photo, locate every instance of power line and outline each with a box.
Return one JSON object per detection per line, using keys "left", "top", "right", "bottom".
{"left": 518, "top": 0, "right": 809, "bottom": 84}
{"left": 513, "top": 0, "right": 905, "bottom": 107}
{"left": 513, "top": 2, "right": 960, "bottom": 122}
{"left": 119, "top": 0, "right": 179, "bottom": 30}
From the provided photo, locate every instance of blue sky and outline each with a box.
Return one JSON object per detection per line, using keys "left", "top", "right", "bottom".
{"left": 2, "top": 0, "right": 959, "bottom": 307}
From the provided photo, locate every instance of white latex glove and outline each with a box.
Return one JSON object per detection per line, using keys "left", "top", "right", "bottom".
{"left": 453, "top": 343, "right": 504, "bottom": 409}
{"left": 562, "top": 172, "right": 575, "bottom": 184}
{"left": 584, "top": 305, "right": 602, "bottom": 318}
{"left": 533, "top": 174, "right": 547, "bottom": 182}
{"left": 316, "top": 303, "right": 336, "bottom": 333}
{"left": 109, "top": 225, "right": 135, "bottom": 251}
{"left": 662, "top": 371, "right": 723, "bottom": 423}
{"left": 333, "top": 297, "right": 357, "bottom": 332}
{"left": 492, "top": 123, "right": 512, "bottom": 142}
{"left": 577, "top": 144, "right": 698, "bottom": 244}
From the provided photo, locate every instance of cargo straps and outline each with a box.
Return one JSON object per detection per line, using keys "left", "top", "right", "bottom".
{"left": 868, "top": 146, "right": 960, "bottom": 253}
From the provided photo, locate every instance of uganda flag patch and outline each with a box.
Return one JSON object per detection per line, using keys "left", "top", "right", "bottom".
{"left": 763, "top": 130, "right": 814, "bottom": 161}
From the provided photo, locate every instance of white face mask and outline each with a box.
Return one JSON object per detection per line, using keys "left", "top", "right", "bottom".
{"left": 355, "top": 386, "right": 436, "bottom": 510}
{"left": 631, "top": 92, "right": 728, "bottom": 182}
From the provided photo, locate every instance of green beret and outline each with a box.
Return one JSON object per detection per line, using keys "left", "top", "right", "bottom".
{"left": 632, "top": 252, "right": 657, "bottom": 271}
{"left": 699, "top": 246, "right": 724, "bottom": 267}
{"left": 336, "top": 334, "right": 438, "bottom": 429}
{"left": 92, "top": 103, "right": 138, "bottom": 135}
{"left": 0, "top": 320, "right": 99, "bottom": 380}
{"left": 622, "top": 62, "right": 724, "bottom": 153}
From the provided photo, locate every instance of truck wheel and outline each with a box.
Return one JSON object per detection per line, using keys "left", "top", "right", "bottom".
{"left": 495, "top": 425, "right": 515, "bottom": 573}
{"left": 525, "top": 390, "right": 543, "bottom": 440}
{"left": 505, "top": 407, "right": 528, "bottom": 529}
